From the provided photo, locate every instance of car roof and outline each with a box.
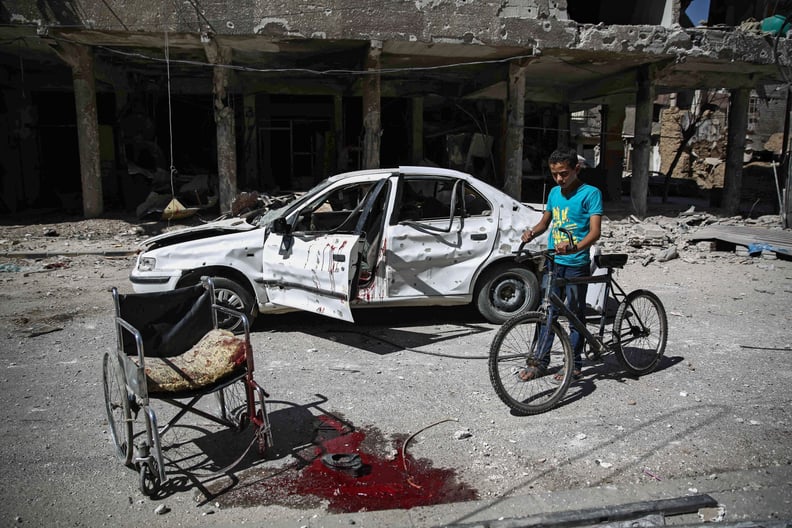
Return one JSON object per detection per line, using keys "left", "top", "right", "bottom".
{"left": 327, "top": 166, "right": 474, "bottom": 184}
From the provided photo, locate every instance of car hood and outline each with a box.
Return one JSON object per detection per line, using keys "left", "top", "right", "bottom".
{"left": 141, "top": 217, "right": 259, "bottom": 249}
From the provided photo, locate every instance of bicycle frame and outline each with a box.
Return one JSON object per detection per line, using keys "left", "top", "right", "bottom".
{"left": 539, "top": 256, "right": 631, "bottom": 357}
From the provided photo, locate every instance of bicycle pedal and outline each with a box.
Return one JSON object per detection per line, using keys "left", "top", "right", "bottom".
{"left": 585, "top": 350, "right": 603, "bottom": 362}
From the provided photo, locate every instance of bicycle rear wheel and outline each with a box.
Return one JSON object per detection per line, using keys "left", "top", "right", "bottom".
{"left": 488, "top": 312, "right": 574, "bottom": 415}
{"left": 613, "top": 289, "right": 667, "bottom": 375}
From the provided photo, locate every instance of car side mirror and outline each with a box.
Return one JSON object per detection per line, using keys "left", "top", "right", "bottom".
{"left": 271, "top": 217, "right": 291, "bottom": 235}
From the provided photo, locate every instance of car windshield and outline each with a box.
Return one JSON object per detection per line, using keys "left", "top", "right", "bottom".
{"left": 252, "top": 178, "right": 336, "bottom": 227}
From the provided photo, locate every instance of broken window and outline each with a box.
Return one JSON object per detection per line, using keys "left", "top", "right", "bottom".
{"left": 293, "top": 181, "right": 377, "bottom": 232}
{"left": 395, "top": 177, "right": 491, "bottom": 223}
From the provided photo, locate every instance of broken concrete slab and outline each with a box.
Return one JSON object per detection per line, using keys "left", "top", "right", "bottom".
{"left": 687, "top": 225, "right": 792, "bottom": 258}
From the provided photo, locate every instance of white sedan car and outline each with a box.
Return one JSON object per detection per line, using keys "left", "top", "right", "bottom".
{"left": 130, "top": 166, "right": 546, "bottom": 324}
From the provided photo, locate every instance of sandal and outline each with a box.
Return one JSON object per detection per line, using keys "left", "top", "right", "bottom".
{"left": 517, "top": 365, "right": 546, "bottom": 381}
{"left": 552, "top": 369, "right": 582, "bottom": 382}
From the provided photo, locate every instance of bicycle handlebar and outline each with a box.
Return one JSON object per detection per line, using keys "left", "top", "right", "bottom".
{"left": 515, "top": 227, "right": 574, "bottom": 263}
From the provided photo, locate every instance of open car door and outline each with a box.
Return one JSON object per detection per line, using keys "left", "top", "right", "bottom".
{"left": 260, "top": 178, "right": 388, "bottom": 322}
{"left": 261, "top": 231, "right": 361, "bottom": 322}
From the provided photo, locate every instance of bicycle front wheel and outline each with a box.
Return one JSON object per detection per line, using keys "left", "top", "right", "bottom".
{"left": 613, "top": 289, "right": 668, "bottom": 375}
{"left": 488, "top": 312, "right": 574, "bottom": 415}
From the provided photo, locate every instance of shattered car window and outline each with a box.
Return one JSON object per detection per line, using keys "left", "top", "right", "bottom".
{"left": 396, "top": 177, "right": 491, "bottom": 222}
{"left": 292, "top": 181, "right": 376, "bottom": 232}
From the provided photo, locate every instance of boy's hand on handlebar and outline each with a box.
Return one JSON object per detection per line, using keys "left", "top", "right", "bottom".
{"left": 556, "top": 241, "right": 577, "bottom": 254}
{"left": 521, "top": 229, "right": 534, "bottom": 242}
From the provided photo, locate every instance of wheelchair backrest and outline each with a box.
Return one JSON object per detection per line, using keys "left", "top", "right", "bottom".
{"left": 116, "top": 284, "right": 214, "bottom": 358}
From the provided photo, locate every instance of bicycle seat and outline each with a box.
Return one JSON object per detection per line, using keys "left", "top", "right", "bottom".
{"left": 594, "top": 253, "right": 628, "bottom": 268}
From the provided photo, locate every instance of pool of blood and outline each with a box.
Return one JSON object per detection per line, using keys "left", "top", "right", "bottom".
{"left": 213, "top": 414, "right": 477, "bottom": 513}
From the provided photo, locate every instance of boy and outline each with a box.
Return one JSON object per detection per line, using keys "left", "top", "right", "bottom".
{"left": 519, "top": 146, "right": 603, "bottom": 380}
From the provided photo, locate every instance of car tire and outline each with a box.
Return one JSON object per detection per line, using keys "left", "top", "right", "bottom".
{"left": 475, "top": 265, "right": 540, "bottom": 324}
{"left": 211, "top": 277, "right": 256, "bottom": 332}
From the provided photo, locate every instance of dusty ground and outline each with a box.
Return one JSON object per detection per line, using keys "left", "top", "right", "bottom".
{"left": 0, "top": 202, "right": 790, "bottom": 527}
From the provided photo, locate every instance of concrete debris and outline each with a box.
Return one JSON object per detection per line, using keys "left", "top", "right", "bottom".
{"left": 0, "top": 263, "right": 21, "bottom": 272}
{"left": 24, "top": 324, "right": 63, "bottom": 337}
{"left": 601, "top": 209, "right": 789, "bottom": 264}
{"left": 656, "top": 246, "right": 678, "bottom": 262}
{"left": 454, "top": 429, "right": 472, "bottom": 440}
{"left": 697, "top": 506, "right": 726, "bottom": 522}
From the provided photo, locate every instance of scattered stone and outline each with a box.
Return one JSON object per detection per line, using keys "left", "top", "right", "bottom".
{"left": 656, "top": 246, "right": 678, "bottom": 262}
{"left": 454, "top": 429, "right": 472, "bottom": 440}
{"left": 154, "top": 504, "right": 170, "bottom": 515}
{"left": 695, "top": 241, "right": 716, "bottom": 251}
{"left": 698, "top": 506, "right": 726, "bottom": 522}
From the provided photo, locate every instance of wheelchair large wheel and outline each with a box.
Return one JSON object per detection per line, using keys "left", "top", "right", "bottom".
{"left": 489, "top": 312, "right": 574, "bottom": 415}
{"left": 103, "top": 352, "right": 134, "bottom": 466}
{"left": 216, "top": 379, "right": 249, "bottom": 431}
{"left": 613, "top": 289, "right": 668, "bottom": 375}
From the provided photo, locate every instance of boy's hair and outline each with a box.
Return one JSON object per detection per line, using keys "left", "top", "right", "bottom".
{"left": 548, "top": 147, "right": 579, "bottom": 167}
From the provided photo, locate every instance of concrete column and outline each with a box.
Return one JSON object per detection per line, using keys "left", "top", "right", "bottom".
{"left": 362, "top": 40, "right": 382, "bottom": 169}
{"left": 631, "top": 66, "right": 653, "bottom": 218}
{"left": 723, "top": 87, "right": 749, "bottom": 216}
{"left": 243, "top": 94, "right": 258, "bottom": 190}
{"left": 204, "top": 42, "right": 237, "bottom": 213}
{"left": 56, "top": 41, "right": 103, "bottom": 217}
{"left": 503, "top": 61, "right": 527, "bottom": 199}
{"left": 411, "top": 97, "right": 424, "bottom": 164}
{"left": 602, "top": 102, "right": 627, "bottom": 202}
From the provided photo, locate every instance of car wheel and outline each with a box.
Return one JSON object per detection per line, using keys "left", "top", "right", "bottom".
{"left": 211, "top": 277, "right": 256, "bottom": 332}
{"left": 475, "top": 265, "right": 540, "bottom": 324}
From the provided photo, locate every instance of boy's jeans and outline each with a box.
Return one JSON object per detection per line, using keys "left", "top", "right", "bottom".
{"left": 536, "top": 261, "right": 589, "bottom": 371}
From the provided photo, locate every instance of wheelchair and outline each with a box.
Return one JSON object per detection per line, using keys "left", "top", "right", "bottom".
{"left": 102, "top": 278, "right": 273, "bottom": 496}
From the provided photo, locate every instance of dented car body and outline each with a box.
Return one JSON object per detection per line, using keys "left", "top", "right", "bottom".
{"left": 130, "top": 166, "right": 547, "bottom": 324}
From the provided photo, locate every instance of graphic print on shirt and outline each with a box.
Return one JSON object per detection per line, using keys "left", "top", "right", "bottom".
{"left": 551, "top": 205, "right": 577, "bottom": 246}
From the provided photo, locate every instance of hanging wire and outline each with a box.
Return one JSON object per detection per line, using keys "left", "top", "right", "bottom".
{"left": 164, "top": 27, "right": 177, "bottom": 199}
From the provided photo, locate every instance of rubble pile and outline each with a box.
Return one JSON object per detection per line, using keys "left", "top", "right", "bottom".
{"left": 599, "top": 208, "right": 788, "bottom": 266}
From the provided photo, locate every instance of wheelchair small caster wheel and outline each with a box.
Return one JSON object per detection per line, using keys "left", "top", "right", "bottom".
{"left": 139, "top": 462, "right": 160, "bottom": 496}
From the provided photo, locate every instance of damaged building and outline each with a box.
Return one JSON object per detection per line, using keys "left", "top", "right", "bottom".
{"left": 1, "top": 0, "right": 791, "bottom": 221}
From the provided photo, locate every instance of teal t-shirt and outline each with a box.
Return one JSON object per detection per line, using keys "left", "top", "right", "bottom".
{"left": 546, "top": 183, "right": 603, "bottom": 267}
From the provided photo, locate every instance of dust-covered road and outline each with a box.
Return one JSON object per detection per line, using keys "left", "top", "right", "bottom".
{"left": 1, "top": 211, "right": 790, "bottom": 527}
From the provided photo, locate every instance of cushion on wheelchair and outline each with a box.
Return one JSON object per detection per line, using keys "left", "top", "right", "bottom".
{"left": 137, "top": 328, "right": 247, "bottom": 394}
{"left": 594, "top": 253, "right": 628, "bottom": 268}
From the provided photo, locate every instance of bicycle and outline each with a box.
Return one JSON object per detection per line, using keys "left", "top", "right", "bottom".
{"left": 488, "top": 229, "right": 668, "bottom": 415}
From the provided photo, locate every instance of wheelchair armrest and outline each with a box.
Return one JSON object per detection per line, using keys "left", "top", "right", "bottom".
{"left": 114, "top": 317, "right": 149, "bottom": 399}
